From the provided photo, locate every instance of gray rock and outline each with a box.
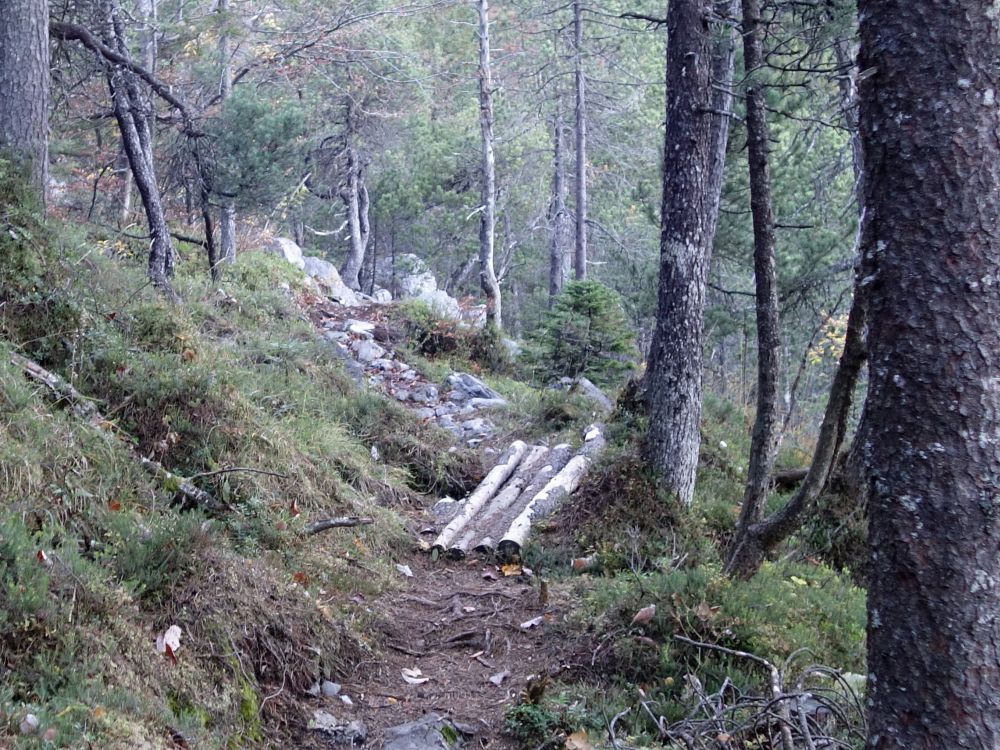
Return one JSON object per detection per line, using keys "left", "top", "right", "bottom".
{"left": 376, "top": 253, "right": 435, "bottom": 295}
{"left": 410, "top": 384, "right": 439, "bottom": 404}
{"left": 346, "top": 320, "right": 376, "bottom": 337}
{"left": 437, "top": 414, "right": 455, "bottom": 428}
{"left": 400, "top": 370, "right": 418, "bottom": 382}
{"left": 417, "top": 287, "right": 462, "bottom": 320}
{"left": 321, "top": 681, "right": 342, "bottom": 697}
{"left": 325, "top": 341, "right": 365, "bottom": 384}
{"left": 393, "top": 388, "right": 412, "bottom": 401}
{"left": 461, "top": 418, "right": 490, "bottom": 435}
{"left": 414, "top": 408, "right": 436, "bottom": 420}
{"left": 309, "top": 710, "right": 367, "bottom": 746}
{"left": 558, "top": 376, "right": 614, "bottom": 413}
{"left": 267, "top": 237, "right": 306, "bottom": 270}
{"left": 372, "top": 287, "right": 393, "bottom": 303}
{"left": 446, "top": 373, "right": 502, "bottom": 403}
{"left": 303, "top": 256, "right": 360, "bottom": 307}
{"left": 466, "top": 397, "right": 508, "bottom": 410}
{"left": 371, "top": 358, "right": 396, "bottom": 372}
{"left": 434, "top": 404, "right": 456, "bottom": 417}
{"left": 352, "top": 339, "right": 387, "bottom": 362}
{"left": 384, "top": 714, "right": 470, "bottom": 750}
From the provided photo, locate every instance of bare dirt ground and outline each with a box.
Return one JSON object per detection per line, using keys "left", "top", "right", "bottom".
{"left": 342, "top": 553, "right": 561, "bottom": 749}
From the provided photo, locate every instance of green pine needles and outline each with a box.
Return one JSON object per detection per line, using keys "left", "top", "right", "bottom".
{"left": 532, "top": 280, "right": 638, "bottom": 388}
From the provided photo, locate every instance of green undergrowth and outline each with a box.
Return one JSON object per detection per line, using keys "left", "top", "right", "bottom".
{"left": 519, "top": 402, "right": 867, "bottom": 748}
{"left": 0, "top": 166, "right": 478, "bottom": 746}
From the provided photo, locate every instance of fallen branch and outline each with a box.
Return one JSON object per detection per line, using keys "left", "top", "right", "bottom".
{"left": 305, "top": 517, "right": 374, "bottom": 535}
{"left": 189, "top": 466, "right": 291, "bottom": 481}
{"left": 12, "top": 351, "right": 219, "bottom": 512}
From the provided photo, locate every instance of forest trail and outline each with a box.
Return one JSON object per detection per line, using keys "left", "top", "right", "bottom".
{"left": 302, "top": 298, "right": 581, "bottom": 749}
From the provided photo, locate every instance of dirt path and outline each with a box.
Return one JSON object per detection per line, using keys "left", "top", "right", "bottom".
{"left": 343, "top": 555, "right": 557, "bottom": 748}
{"left": 302, "top": 297, "right": 570, "bottom": 749}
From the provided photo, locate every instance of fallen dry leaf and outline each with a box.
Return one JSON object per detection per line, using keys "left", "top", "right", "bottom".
{"left": 401, "top": 667, "right": 430, "bottom": 685}
{"left": 565, "top": 730, "right": 593, "bottom": 750}
{"left": 156, "top": 625, "right": 183, "bottom": 663}
{"left": 501, "top": 563, "right": 523, "bottom": 577}
{"left": 631, "top": 604, "right": 657, "bottom": 626}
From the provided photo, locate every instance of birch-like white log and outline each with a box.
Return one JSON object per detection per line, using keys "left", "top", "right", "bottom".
{"left": 432, "top": 440, "right": 528, "bottom": 552}
{"left": 474, "top": 443, "right": 574, "bottom": 554}
{"left": 450, "top": 445, "right": 549, "bottom": 557}
{"left": 497, "top": 425, "right": 605, "bottom": 560}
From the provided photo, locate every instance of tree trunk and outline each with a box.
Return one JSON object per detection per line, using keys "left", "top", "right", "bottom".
{"left": 477, "top": 0, "right": 502, "bottom": 328}
{"left": 549, "top": 108, "right": 572, "bottom": 303}
{"left": 218, "top": 0, "right": 237, "bottom": 266}
{"left": 0, "top": 0, "right": 49, "bottom": 196}
{"left": 723, "top": 18, "right": 868, "bottom": 579}
{"left": 432, "top": 441, "right": 529, "bottom": 553}
{"left": 101, "top": 0, "right": 176, "bottom": 296}
{"left": 339, "top": 145, "right": 370, "bottom": 290}
{"left": 572, "top": 0, "right": 588, "bottom": 280}
{"left": 858, "top": 2, "right": 1000, "bottom": 747}
{"left": 729, "top": 0, "right": 782, "bottom": 562}
{"left": 644, "top": 0, "right": 735, "bottom": 506}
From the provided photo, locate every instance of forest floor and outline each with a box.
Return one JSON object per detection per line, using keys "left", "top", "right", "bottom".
{"left": 300, "top": 298, "right": 576, "bottom": 750}
{"left": 337, "top": 553, "right": 565, "bottom": 749}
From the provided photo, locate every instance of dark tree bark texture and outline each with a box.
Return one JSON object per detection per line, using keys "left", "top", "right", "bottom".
{"left": 644, "top": 0, "right": 734, "bottom": 506}
{"left": 729, "top": 0, "right": 782, "bottom": 566}
{"left": 858, "top": 2, "right": 1000, "bottom": 747}
{"left": 0, "top": 0, "right": 50, "bottom": 194}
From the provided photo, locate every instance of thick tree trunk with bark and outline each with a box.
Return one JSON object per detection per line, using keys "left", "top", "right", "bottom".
{"left": 858, "top": 2, "right": 1000, "bottom": 746}
{"left": 729, "top": 0, "right": 782, "bottom": 560}
{"left": 549, "top": 109, "right": 572, "bottom": 303}
{"left": 0, "top": 0, "right": 50, "bottom": 195}
{"left": 644, "top": 0, "right": 735, "bottom": 506}
{"left": 477, "top": 0, "right": 501, "bottom": 327}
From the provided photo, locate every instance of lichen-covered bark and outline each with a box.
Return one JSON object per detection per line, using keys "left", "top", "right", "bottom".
{"left": 858, "top": 2, "right": 1000, "bottom": 746}
{"left": 644, "top": 0, "right": 734, "bottom": 505}
{"left": 0, "top": 0, "right": 50, "bottom": 194}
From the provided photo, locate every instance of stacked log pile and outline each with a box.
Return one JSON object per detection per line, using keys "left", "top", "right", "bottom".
{"left": 431, "top": 425, "right": 605, "bottom": 561}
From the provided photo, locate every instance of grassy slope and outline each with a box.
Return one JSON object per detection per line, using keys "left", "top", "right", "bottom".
{"left": 0, "top": 168, "right": 479, "bottom": 746}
